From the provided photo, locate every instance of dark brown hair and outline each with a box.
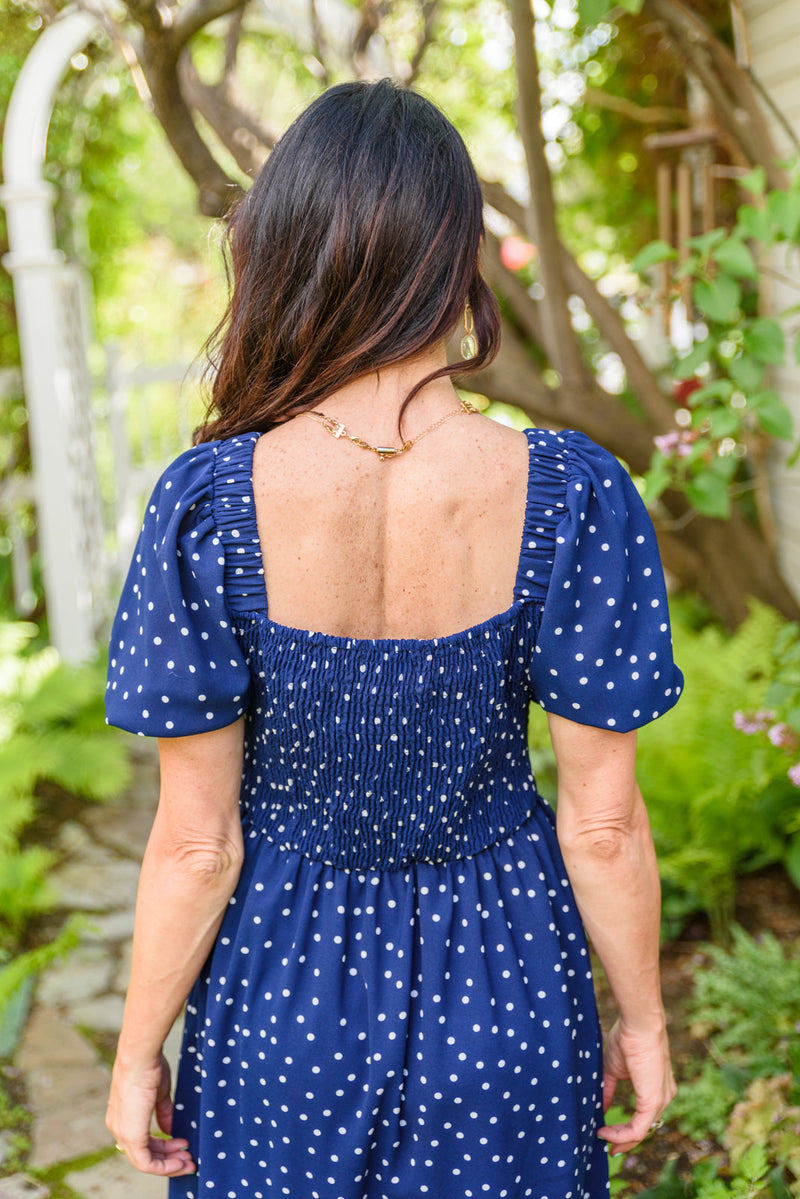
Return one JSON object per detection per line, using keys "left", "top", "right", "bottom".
{"left": 195, "top": 78, "right": 501, "bottom": 444}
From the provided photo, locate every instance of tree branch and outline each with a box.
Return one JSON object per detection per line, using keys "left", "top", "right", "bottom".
{"left": 351, "top": 0, "right": 390, "bottom": 68}
{"left": 507, "top": 0, "right": 589, "bottom": 391}
{"left": 145, "top": 54, "right": 242, "bottom": 214}
{"left": 404, "top": 0, "right": 440, "bottom": 86}
{"left": 481, "top": 179, "right": 527, "bottom": 230}
{"left": 481, "top": 178, "right": 676, "bottom": 430}
{"left": 223, "top": 7, "right": 243, "bottom": 74}
{"left": 170, "top": 0, "right": 247, "bottom": 52}
{"left": 179, "top": 53, "right": 274, "bottom": 178}
{"left": 583, "top": 86, "right": 686, "bottom": 126}
{"left": 559, "top": 253, "right": 677, "bottom": 431}
{"left": 309, "top": 0, "right": 331, "bottom": 85}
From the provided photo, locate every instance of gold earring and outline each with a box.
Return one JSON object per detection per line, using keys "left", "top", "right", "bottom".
{"left": 461, "top": 300, "right": 478, "bottom": 360}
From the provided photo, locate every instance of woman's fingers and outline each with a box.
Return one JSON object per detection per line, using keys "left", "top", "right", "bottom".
{"left": 118, "top": 1136, "right": 196, "bottom": 1175}
{"left": 601, "top": 1070, "right": 618, "bottom": 1112}
{"left": 597, "top": 1106, "right": 662, "bottom": 1156}
{"left": 155, "top": 1093, "right": 175, "bottom": 1136}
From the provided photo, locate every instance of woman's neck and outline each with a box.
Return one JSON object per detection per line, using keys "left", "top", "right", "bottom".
{"left": 307, "top": 342, "right": 460, "bottom": 442}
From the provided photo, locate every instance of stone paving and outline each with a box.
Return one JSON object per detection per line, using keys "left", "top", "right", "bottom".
{"left": 2, "top": 740, "right": 182, "bottom": 1199}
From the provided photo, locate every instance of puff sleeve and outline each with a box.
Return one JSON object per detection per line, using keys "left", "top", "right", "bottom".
{"left": 528, "top": 431, "right": 683, "bottom": 732}
{"left": 105, "top": 444, "right": 251, "bottom": 737}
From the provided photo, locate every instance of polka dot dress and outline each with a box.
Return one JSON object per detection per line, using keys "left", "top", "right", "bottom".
{"left": 106, "top": 427, "right": 683, "bottom": 1199}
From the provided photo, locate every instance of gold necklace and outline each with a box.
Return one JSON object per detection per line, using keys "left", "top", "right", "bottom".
{"left": 304, "top": 397, "right": 480, "bottom": 461}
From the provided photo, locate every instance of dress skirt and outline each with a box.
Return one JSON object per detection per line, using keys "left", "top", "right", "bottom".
{"left": 169, "top": 797, "right": 609, "bottom": 1199}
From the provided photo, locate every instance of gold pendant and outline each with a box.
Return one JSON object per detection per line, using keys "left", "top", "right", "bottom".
{"left": 460, "top": 333, "right": 478, "bottom": 360}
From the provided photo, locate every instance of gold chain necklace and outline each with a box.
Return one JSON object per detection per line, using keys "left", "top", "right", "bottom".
{"left": 304, "top": 397, "right": 480, "bottom": 461}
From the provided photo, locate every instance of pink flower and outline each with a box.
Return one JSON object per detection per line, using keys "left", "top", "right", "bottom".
{"left": 788, "top": 762, "right": 800, "bottom": 788}
{"left": 654, "top": 432, "right": 680, "bottom": 456}
{"left": 768, "top": 722, "right": 796, "bottom": 749}
{"left": 734, "top": 709, "right": 776, "bottom": 735}
{"left": 500, "top": 236, "right": 537, "bottom": 271}
{"left": 653, "top": 430, "right": 697, "bottom": 460}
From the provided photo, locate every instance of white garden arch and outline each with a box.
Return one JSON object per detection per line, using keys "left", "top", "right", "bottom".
{"left": 1, "top": 7, "right": 105, "bottom": 663}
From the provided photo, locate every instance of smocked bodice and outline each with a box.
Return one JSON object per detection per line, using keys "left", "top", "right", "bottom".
{"left": 233, "top": 608, "right": 538, "bottom": 869}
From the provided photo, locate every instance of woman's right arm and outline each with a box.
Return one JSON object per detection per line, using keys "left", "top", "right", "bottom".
{"left": 106, "top": 720, "right": 245, "bottom": 1175}
{"left": 547, "top": 712, "right": 676, "bottom": 1156}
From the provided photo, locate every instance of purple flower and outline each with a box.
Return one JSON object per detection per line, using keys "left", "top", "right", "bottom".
{"left": 788, "top": 762, "right": 800, "bottom": 789}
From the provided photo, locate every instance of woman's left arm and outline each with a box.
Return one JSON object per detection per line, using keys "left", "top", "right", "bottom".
{"left": 106, "top": 719, "right": 245, "bottom": 1176}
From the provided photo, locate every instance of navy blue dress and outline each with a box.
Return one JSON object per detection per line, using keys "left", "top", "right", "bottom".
{"left": 106, "top": 427, "right": 683, "bottom": 1199}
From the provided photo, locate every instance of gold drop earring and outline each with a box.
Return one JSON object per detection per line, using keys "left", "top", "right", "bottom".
{"left": 461, "top": 300, "right": 478, "bottom": 360}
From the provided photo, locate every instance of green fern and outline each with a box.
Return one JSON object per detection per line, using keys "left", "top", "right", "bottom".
{"left": 0, "top": 621, "right": 131, "bottom": 970}
{"left": 0, "top": 846, "right": 55, "bottom": 939}
{"left": 0, "top": 917, "right": 84, "bottom": 1023}
{"left": 688, "top": 926, "right": 800, "bottom": 1064}
{"left": 635, "top": 600, "right": 799, "bottom": 932}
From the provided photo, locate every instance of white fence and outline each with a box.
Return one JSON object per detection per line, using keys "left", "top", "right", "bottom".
{"left": 0, "top": 348, "right": 200, "bottom": 640}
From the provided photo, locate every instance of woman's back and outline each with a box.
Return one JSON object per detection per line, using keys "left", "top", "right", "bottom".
{"left": 252, "top": 379, "right": 530, "bottom": 641}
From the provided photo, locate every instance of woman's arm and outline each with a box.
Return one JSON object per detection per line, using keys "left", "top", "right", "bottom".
{"left": 547, "top": 713, "right": 676, "bottom": 1156}
{"left": 106, "top": 719, "right": 245, "bottom": 1176}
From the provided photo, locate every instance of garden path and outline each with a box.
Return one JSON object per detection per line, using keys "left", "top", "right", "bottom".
{"left": 3, "top": 741, "right": 176, "bottom": 1199}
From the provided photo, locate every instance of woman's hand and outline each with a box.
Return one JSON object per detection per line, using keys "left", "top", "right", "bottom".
{"left": 106, "top": 1052, "right": 196, "bottom": 1176}
{"left": 597, "top": 1018, "right": 677, "bottom": 1156}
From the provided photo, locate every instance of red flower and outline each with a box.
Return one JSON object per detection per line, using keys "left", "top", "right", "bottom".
{"left": 672, "top": 378, "right": 703, "bottom": 406}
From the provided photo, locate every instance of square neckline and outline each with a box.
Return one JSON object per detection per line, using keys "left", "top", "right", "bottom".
{"left": 233, "top": 427, "right": 537, "bottom": 650}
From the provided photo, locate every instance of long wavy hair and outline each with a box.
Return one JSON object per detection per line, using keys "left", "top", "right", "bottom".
{"left": 195, "top": 78, "right": 501, "bottom": 444}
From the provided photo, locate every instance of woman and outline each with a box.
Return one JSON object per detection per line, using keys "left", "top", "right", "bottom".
{"left": 105, "top": 79, "right": 681, "bottom": 1199}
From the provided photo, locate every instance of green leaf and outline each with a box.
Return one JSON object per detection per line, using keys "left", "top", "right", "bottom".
{"left": 675, "top": 338, "right": 714, "bottom": 379}
{"left": 737, "top": 1143, "right": 769, "bottom": 1186}
{"left": 687, "top": 228, "right": 727, "bottom": 254}
{"left": 735, "top": 204, "right": 772, "bottom": 243}
{"left": 785, "top": 834, "right": 800, "bottom": 891}
{"left": 631, "top": 240, "right": 678, "bottom": 272}
{"left": 768, "top": 1163, "right": 794, "bottom": 1199}
{"left": 709, "top": 451, "right": 738, "bottom": 480}
{"left": 711, "top": 238, "right": 759, "bottom": 280}
{"left": 708, "top": 409, "right": 740, "bottom": 438}
{"left": 616, "top": 0, "right": 644, "bottom": 10}
{"left": 768, "top": 187, "right": 800, "bottom": 240}
{"left": 577, "top": 0, "right": 612, "bottom": 24}
{"left": 690, "top": 378, "right": 734, "bottom": 405}
{"left": 753, "top": 390, "right": 794, "bottom": 439}
{"left": 743, "top": 318, "right": 785, "bottom": 364}
{"left": 693, "top": 275, "right": 741, "bottom": 324}
{"left": 729, "top": 354, "right": 765, "bottom": 391}
{"left": 794, "top": 329, "right": 800, "bottom": 365}
{"left": 739, "top": 166, "right": 766, "bottom": 195}
{"left": 685, "top": 471, "right": 731, "bottom": 519}
{"left": 643, "top": 460, "right": 671, "bottom": 505}
{"left": 674, "top": 257, "right": 699, "bottom": 281}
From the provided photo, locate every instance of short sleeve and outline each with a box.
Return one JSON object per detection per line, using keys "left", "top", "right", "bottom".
{"left": 527, "top": 431, "right": 683, "bottom": 732}
{"left": 105, "top": 444, "right": 251, "bottom": 737}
